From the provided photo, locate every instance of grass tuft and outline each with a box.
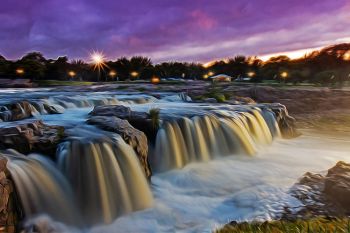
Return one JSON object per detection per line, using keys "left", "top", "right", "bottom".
{"left": 214, "top": 218, "right": 350, "bottom": 233}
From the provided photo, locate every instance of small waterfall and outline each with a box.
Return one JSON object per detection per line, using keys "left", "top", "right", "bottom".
{"left": 152, "top": 108, "right": 278, "bottom": 172}
{"left": 5, "top": 150, "right": 81, "bottom": 226}
{"left": 57, "top": 130, "right": 153, "bottom": 225}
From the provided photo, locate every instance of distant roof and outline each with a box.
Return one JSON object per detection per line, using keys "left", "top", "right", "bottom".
{"left": 209, "top": 74, "right": 232, "bottom": 79}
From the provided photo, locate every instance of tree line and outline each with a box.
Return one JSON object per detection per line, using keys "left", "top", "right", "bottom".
{"left": 0, "top": 43, "right": 349, "bottom": 85}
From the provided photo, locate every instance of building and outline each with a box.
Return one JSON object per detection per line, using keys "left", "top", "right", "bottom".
{"left": 209, "top": 74, "right": 232, "bottom": 82}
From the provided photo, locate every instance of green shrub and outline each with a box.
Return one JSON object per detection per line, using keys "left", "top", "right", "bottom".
{"left": 149, "top": 108, "right": 160, "bottom": 130}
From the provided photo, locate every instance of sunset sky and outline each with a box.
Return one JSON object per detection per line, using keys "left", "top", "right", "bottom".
{"left": 1, "top": 0, "right": 349, "bottom": 63}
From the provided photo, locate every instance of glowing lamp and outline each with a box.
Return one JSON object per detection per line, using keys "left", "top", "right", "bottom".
{"left": 247, "top": 72, "right": 255, "bottom": 77}
{"left": 68, "top": 71, "right": 76, "bottom": 77}
{"left": 130, "top": 71, "right": 139, "bottom": 78}
{"left": 109, "top": 70, "right": 117, "bottom": 78}
{"left": 208, "top": 71, "right": 214, "bottom": 76}
{"left": 203, "top": 74, "right": 209, "bottom": 79}
{"left": 151, "top": 76, "right": 160, "bottom": 84}
{"left": 280, "top": 72, "right": 288, "bottom": 78}
{"left": 16, "top": 68, "right": 24, "bottom": 75}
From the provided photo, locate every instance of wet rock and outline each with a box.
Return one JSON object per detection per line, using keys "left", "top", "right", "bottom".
{"left": 0, "top": 101, "right": 37, "bottom": 122}
{"left": 90, "top": 105, "right": 148, "bottom": 120}
{"left": 203, "top": 98, "right": 217, "bottom": 103}
{"left": 287, "top": 161, "right": 350, "bottom": 219}
{"left": 324, "top": 161, "right": 350, "bottom": 208}
{"left": 89, "top": 105, "right": 157, "bottom": 141}
{"left": 0, "top": 157, "right": 22, "bottom": 233}
{"left": 265, "top": 103, "right": 300, "bottom": 138}
{"left": 0, "top": 120, "right": 65, "bottom": 156}
{"left": 87, "top": 116, "right": 151, "bottom": 177}
{"left": 0, "top": 101, "right": 64, "bottom": 122}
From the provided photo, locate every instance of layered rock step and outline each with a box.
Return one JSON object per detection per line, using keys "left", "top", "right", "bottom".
{"left": 0, "top": 120, "right": 65, "bottom": 156}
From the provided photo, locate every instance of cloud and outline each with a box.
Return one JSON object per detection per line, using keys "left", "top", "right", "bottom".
{"left": 0, "top": 0, "right": 349, "bottom": 62}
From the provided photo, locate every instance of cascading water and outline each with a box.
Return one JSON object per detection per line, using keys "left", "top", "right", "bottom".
{"left": 152, "top": 108, "right": 278, "bottom": 172}
{"left": 0, "top": 89, "right": 293, "bottom": 232}
{"left": 5, "top": 150, "right": 81, "bottom": 226}
{"left": 57, "top": 128, "right": 154, "bottom": 225}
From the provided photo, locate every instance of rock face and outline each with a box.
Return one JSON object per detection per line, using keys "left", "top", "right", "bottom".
{"left": 265, "top": 103, "right": 300, "bottom": 138}
{"left": 288, "top": 161, "right": 350, "bottom": 218}
{"left": 0, "top": 157, "right": 22, "bottom": 233}
{"left": 0, "top": 101, "right": 64, "bottom": 122}
{"left": 87, "top": 116, "right": 151, "bottom": 177}
{"left": 0, "top": 101, "right": 37, "bottom": 122}
{"left": 324, "top": 162, "right": 350, "bottom": 208}
{"left": 232, "top": 86, "right": 350, "bottom": 115}
{"left": 0, "top": 120, "right": 64, "bottom": 156}
{"left": 89, "top": 105, "right": 148, "bottom": 120}
{"left": 89, "top": 105, "right": 157, "bottom": 141}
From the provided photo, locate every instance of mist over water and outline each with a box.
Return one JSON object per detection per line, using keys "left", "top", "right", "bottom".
{"left": 90, "top": 134, "right": 350, "bottom": 233}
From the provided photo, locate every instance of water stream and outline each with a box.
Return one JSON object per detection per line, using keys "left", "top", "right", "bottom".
{"left": 0, "top": 88, "right": 348, "bottom": 232}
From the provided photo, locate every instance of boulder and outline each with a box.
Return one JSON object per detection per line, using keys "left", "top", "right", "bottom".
{"left": 324, "top": 161, "right": 350, "bottom": 208}
{"left": 0, "top": 101, "right": 64, "bottom": 122}
{"left": 0, "top": 120, "right": 65, "bottom": 156}
{"left": 265, "top": 103, "right": 300, "bottom": 138}
{"left": 0, "top": 157, "right": 22, "bottom": 233}
{"left": 89, "top": 105, "right": 157, "bottom": 142}
{"left": 87, "top": 116, "right": 151, "bottom": 177}
{"left": 0, "top": 101, "right": 37, "bottom": 122}
{"left": 89, "top": 105, "right": 148, "bottom": 120}
{"left": 288, "top": 161, "right": 350, "bottom": 218}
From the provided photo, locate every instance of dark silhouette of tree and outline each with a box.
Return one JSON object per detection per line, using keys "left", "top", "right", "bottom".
{"left": 0, "top": 55, "right": 11, "bottom": 78}
{"left": 0, "top": 43, "right": 349, "bottom": 83}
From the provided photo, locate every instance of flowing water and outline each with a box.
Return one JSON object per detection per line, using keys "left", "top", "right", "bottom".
{"left": 0, "top": 88, "right": 349, "bottom": 233}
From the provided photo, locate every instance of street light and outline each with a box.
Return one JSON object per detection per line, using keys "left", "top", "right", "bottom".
{"left": 109, "top": 70, "right": 117, "bottom": 79}
{"left": 203, "top": 74, "right": 209, "bottom": 79}
{"left": 343, "top": 51, "right": 350, "bottom": 61}
{"left": 208, "top": 71, "right": 214, "bottom": 76}
{"left": 130, "top": 71, "right": 139, "bottom": 79}
{"left": 247, "top": 71, "right": 255, "bottom": 77}
{"left": 16, "top": 68, "right": 24, "bottom": 76}
{"left": 281, "top": 71, "right": 288, "bottom": 78}
{"left": 151, "top": 76, "right": 160, "bottom": 84}
{"left": 68, "top": 71, "right": 76, "bottom": 79}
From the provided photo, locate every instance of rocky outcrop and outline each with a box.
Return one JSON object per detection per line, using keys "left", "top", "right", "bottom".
{"left": 264, "top": 103, "right": 300, "bottom": 138}
{"left": 0, "top": 101, "right": 64, "bottom": 122}
{"left": 87, "top": 116, "right": 151, "bottom": 177}
{"left": 324, "top": 162, "right": 350, "bottom": 208}
{"left": 288, "top": 161, "right": 350, "bottom": 218}
{"left": 231, "top": 86, "right": 350, "bottom": 115}
{"left": 0, "top": 120, "right": 65, "bottom": 156}
{"left": 89, "top": 105, "right": 158, "bottom": 141}
{"left": 0, "top": 157, "right": 22, "bottom": 233}
{"left": 0, "top": 101, "right": 37, "bottom": 122}
{"left": 89, "top": 105, "right": 149, "bottom": 120}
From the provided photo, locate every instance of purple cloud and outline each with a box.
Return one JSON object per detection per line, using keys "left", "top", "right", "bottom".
{"left": 0, "top": 0, "right": 349, "bottom": 62}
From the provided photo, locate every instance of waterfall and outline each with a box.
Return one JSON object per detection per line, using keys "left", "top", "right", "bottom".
{"left": 5, "top": 150, "right": 81, "bottom": 226}
{"left": 57, "top": 130, "right": 153, "bottom": 225}
{"left": 152, "top": 108, "right": 278, "bottom": 172}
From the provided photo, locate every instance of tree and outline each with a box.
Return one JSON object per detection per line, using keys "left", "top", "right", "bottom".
{"left": 0, "top": 55, "right": 11, "bottom": 78}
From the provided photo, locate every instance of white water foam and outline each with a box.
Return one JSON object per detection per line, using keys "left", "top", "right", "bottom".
{"left": 25, "top": 133, "right": 350, "bottom": 233}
